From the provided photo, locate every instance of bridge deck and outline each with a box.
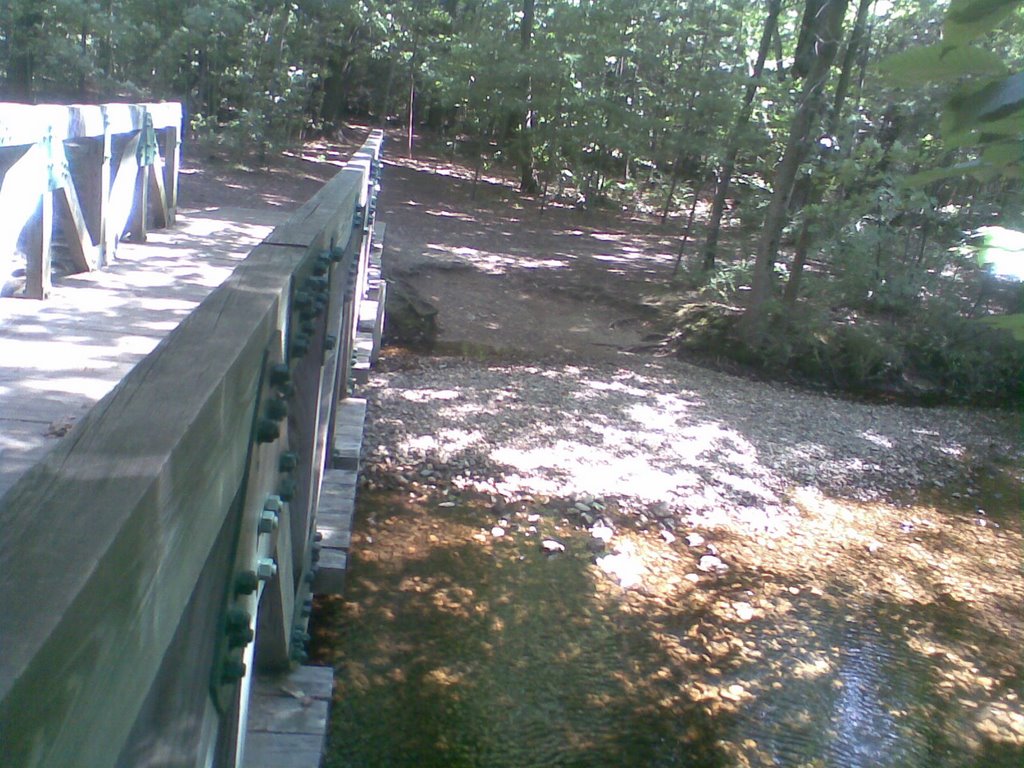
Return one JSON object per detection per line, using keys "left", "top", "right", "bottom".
{"left": 0, "top": 206, "right": 288, "bottom": 498}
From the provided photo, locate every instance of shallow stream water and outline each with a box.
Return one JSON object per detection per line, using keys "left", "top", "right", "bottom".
{"left": 312, "top": 489, "right": 1023, "bottom": 768}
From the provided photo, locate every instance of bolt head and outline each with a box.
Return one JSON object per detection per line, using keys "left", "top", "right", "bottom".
{"left": 256, "top": 558, "right": 278, "bottom": 581}
{"left": 269, "top": 363, "right": 291, "bottom": 387}
{"left": 221, "top": 658, "right": 247, "bottom": 683}
{"left": 279, "top": 452, "right": 299, "bottom": 472}
{"left": 258, "top": 509, "right": 279, "bottom": 534}
{"left": 266, "top": 398, "right": 288, "bottom": 421}
{"left": 235, "top": 570, "right": 259, "bottom": 595}
{"left": 278, "top": 477, "right": 297, "bottom": 502}
{"left": 255, "top": 418, "right": 279, "bottom": 443}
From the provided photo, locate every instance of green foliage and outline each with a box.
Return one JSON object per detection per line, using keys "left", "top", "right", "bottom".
{"left": 876, "top": 44, "right": 1006, "bottom": 86}
{"left": 879, "top": 0, "right": 1024, "bottom": 180}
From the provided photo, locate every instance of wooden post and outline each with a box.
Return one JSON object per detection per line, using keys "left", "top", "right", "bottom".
{"left": 131, "top": 153, "right": 148, "bottom": 243}
{"left": 163, "top": 124, "right": 179, "bottom": 225}
{"left": 55, "top": 179, "right": 99, "bottom": 271}
{"left": 100, "top": 115, "right": 112, "bottom": 265}
{"left": 148, "top": 153, "right": 169, "bottom": 230}
{"left": 24, "top": 192, "right": 52, "bottom": 299}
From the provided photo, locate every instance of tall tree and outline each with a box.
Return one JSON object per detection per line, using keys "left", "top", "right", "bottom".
{"left": 747, "top": 0, "right": 850, "bottom": 313}
{"left": 701, "top": 0, "right": 782, "bottom": 272}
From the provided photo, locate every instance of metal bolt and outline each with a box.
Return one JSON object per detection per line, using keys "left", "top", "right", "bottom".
{"left": 330, "top": 244, "right": 345, "bottom": 262}
{"left": 266, "top": 398, "right": 287, "bottom": 422}
{"left": 292, "top": 629, "right": 311, "bottom": 645}
{"left": 303, "top": 568, "right": 317, "bottom": 585}
{"left": 225, "top": 608, "right": 254, "bottom": 647}
{"left": 230, "top": 625, "right": 254, "bottom": 648}
{"left": 313, "top": 254, "right": 331, "bottom": 276}
{"left": 255, "top": 418, "right": 279, "bottom": 443}
{"left": 279, "top": 452, "right": 299, "bottom": 472}
{"left": 300, "top": 598, "right": 313, "bottom": 617}
{"left": 292, "top": 334, "right": 310, "bottom": 358}
{"left": 291, "top": 648, "right": 309, "bottom": 664}
{"left": 235, "top": 570, "right": 259, "bottom": 595}
{"left": 269, "top": 363, "right": 291, "bottom": 387}
{"left": 222, "top": 658, "right": 247, "bottom": 683}
{"left": 264, "top": 495, "right": 282, "bottom": 513}
{"left": 256, "top": 558, "right": 278, "bottom": 581}
{"left": 278, "top": 477, "right": 297, "bottom": 502}
{"left": 324, "top": 334, "right": 337, "bottom": 351}
{"left": 314, "top": 531, "right": 323, "bottom": 542}
{"left": 294, "top": 291, "right": 313, "bottom": 310}
{"left": 258, "top": 509, "right": 279, "bottom": 534}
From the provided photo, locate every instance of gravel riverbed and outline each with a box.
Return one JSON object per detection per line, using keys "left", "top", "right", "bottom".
{"left": 358, "top": 352, "right": 1020, "bottom": 536}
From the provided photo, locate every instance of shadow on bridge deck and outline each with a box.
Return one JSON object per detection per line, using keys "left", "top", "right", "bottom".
{"left": 0, "top": 205, "right": 288, "bottom": 498}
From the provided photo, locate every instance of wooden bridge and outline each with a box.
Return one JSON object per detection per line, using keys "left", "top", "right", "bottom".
{"left": 0, "top": 104, "right": 388, "bottom": 768}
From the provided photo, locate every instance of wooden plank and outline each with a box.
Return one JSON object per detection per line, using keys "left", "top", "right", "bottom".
{"left": 316, "top": 508, "right": 353, "bottom": 550}
{"left": 130, "top": 146, "right": 149, "bottom": 242}
{"left": 106, "top": 132, "right": 141, "bottom": 249}
{"left": 0, "top": 243, "right": 307, "bottom": 768}
{"left": 56, "top": 179, "right": 99, "bottom": 271}
{"left": 0, "top": 143, "right": 46, "bottom": 260}
{"left": 0, "top": 103, "right": 179, "bottom": 147}
{"left": 148, "top": 153, "right": 169, "bottom": 229}
{"left": 99, "top": 124, "right": 112, "bottom": 265}
{"left": 331, "top": 397, "right": 366, "bottom": 470}
{"left": 243, "top": 733, "right": 325, "bottom": 768}
{"left": 143, "top": 102, "right": 183, "bottom": 130}
{"left": 312, "top": 548, "right": 348, "bottom": 595}
{"left": 162, "top": 125, "right": 179, "bottom": 225}
{"left": 253, "top": 665, "right": 333, "bottom": 701}
{"left": 265, "top": 170, "right": 361, "bottom": 251}
{"left": 24, "top": 192, "right": 52, "bottom": 299}
{"left": 247, "top": 695, "right": 328, "bottom": 736}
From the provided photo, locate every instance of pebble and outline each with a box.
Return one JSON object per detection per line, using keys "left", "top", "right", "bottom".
{"left": 698, "top": 554, "right": 728, "bottom": 573}
{"left": 721, "top": 684, "right": 746, "bottom": 701}
{"left": 685, "top": 533, "right": 706, "bottom": 548}
{"left": 491, "top": 526, "right": 506, "bottom": 537}
{"left": 660, "top": 529, "right": 677, "bottom": 544}
{"left": 590, "top": 521, "right": 614, "bottom": 543}
{"left": 733, "top": 602, "right": 755, "bottom": 621}
{"left": 541, "top": 539, "right": 566, "bottom": 554}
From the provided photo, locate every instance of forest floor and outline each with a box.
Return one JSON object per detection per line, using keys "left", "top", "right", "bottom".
{"left": 184, "top": 131, "right": 1024, "bottom": 766}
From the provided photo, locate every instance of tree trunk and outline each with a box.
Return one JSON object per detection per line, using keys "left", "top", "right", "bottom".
{"left": 702, "top": 0, "right": 781, "bottom": 272}
{"left": 748, "top": 0, "right": 849, "bottom": 313}
{"left": 783, "top": 0, "right": 873, "bottom": 303}
{"left": 518, "top": 0, "right": 538, "bottom": 193}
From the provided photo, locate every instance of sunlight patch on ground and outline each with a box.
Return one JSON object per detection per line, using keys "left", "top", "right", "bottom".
{"left": 424, "top": 242, "right": 571, "bottom": 274}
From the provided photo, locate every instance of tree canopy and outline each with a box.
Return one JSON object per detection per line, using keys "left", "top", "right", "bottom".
{"left": 2, "top": 0, "right": 1021, "bottom": 399}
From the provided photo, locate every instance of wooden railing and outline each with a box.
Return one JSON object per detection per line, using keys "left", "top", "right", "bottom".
{"left": 0, "top": 101, "right": 181, "bottom": 298}
{"left": 0, "top": 131, "right": 384, "bottom": 768}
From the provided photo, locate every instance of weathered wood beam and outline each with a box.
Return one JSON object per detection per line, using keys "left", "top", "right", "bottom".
{"left": 106, "top": 131, "right": 141, "bottom": 253}
{"left": 0, "top": 102, "right": 182, "bottom": 147}
{"left": 24, "top": 192, "right": 52, "bottom": 299}
{"left": 0, "top": 143, "right": 46, "bottom": 260}
{"left": 55, "top": 179, "right": 100, "bottom": 272}
{"left": 0, "top": 242, "right": 306, "bottom": 768}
